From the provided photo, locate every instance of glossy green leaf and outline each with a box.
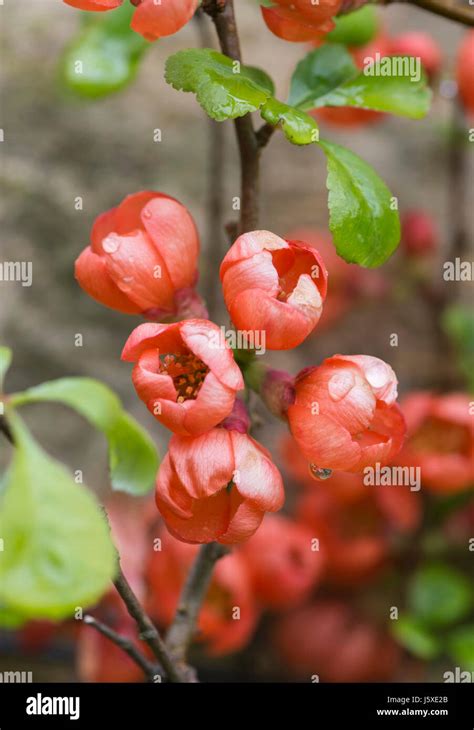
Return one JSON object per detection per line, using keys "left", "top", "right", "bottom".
{"left": 326, "top": 6, "right": 378, "bottom": 47}
{"left": 61, "top": 4, "right": 149, "bottom": 99}
{"left": 244, "top": 66, "right": 275, "bottom": 96}
{"left": 0, "top": 414, "right": 116, "bottom": 620}
{"left": 288, "top": 44, "right": 357, "bottom": 109}
{"left": 318, "top": 139, "right": 401, "bottom": 267}
{"left": 447, "top": 625, "right": 474, "bottom": 672}
{"left": 165, "top": 48, "right": 272, "bottom": 121}
{"left": 313, "top": 62, "right": 431, "bottom": 119}
{"left": 11, "top": 378, "right": 159, "bottom": 496}
{"left": 0, "top": 346, "right": 12, "bottom": 391}
{"left": 391, "top": 615, "right": 440, "bottom": 660}
{"left": 408, "top": 563, "right": 473, "bottom": 627}
{"left": 261, "top": 98, "right": 319, "bottom": 145}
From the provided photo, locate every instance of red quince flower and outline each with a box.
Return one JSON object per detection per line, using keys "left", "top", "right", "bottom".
{"left": 155, "top": 428, "right": 285, "bottom": 544}
{"left": 147, "top": 530, "right": 259, "bottom": 655}
{"left": 75, "top": 191, "right": 202, "bottom": 319}
{"left": 288, "top": 355, "right": 406, "bottom": 472}
{"left": 63, "top": 0, "right": 199, "bottom": 42}
{"left": 457, "top": 31, "right": 474, "bottom": 117}
{"left": 394, "top": 392, "right": 474, "bottom": 494}
{"left": 122, "top": 319, "right": 244, "bottom": 435}
{"left": 262, "top": 0, "right": 341, "bottom": 43}
{"left": 239, "top": 514, "right": 325, "bottom": 609}
{"left": 273, "top": 601, "right": 401, "bottom": 681}
{"left": 220, "top": 230, "right": 328, "bottom": 350}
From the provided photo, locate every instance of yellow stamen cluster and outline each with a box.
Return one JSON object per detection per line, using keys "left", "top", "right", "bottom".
{"left": 160, "top": 353, "right": 209, "bottom": 403}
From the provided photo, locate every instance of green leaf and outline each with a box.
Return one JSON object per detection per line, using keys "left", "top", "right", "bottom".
{"left": 61, "top": 3, "right": 149, "bottom": 99}
{"left": 0, "top": 346, "right": 12, "bottom": 391}
{"left": 408, "top": 563, "right": 473, "bottom": 627}
{"left": 447, "top": 625, "right": 474, "bottom": 672}
{"left": 442, "top": 306, "right": 474, "bottom": 393}
{"left": 261, "top": 98, "right": 319, "bottom": 145}
{"left": 288, "top": 44, "right": 357, "bottom": 109}
{"left": 313, "top": 62, "right": 431, "bottom": 119}
{"left": 318, "top": 139, "right": 400, "bottom": 267}
{"left": 0, "top": 414, "right": 116, "bottom": 620}
{"left": 392, "top": 614, "right": 440, "bottom": 660}
{"left": 244, "top": 66, "right": 275, "bottom": 96}
{"left": 11, "top": 378, "right": 158, "bottom": 496}
{"left": 165, "top": 48, "right": 272, "bottom": 122}
{"left": 326, "top": 6, "right": 379, "bottom": 48}
{"left": 288, "top": 44, "right": 431, "bottom": 120}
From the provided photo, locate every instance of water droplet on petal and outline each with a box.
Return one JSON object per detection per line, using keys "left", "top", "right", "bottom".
{"left": 102, "top": 234, "right": 120, "bottom": 254}
{"left": 143, "top": 209, "right": 153, "bottom": 219}
{"left": 328, "top": 371, "right": 355, "bottom": 402}
{"left": 309, "top": 464, "right": 332, "bottom": 481}
{"left": 366, "top": 363, "right": 388, "bottom": 389}
{"left": 122, "top": 276, "right": 134, "bottom": 284}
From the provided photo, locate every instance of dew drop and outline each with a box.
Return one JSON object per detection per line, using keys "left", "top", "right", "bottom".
{"left": 309, "top": 464, "right": 332, "bottom": 481}
{"left": 366, "top": 364, "right": 388, "bottom": 389}
{"left": 102, "top": 234, "right": 120, "bottom": 254}
{"left": 143, "top": 209, "right": 153, "bottom": 219}
{"left": 122, "top": 276, "right": 134, "bottom": 284}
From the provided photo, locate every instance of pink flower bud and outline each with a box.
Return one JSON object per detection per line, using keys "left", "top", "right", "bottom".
{"left": 75, "top": 191, "right": 201, "bottom": 319}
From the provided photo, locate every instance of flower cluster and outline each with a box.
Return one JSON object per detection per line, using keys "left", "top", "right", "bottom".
{"left": 75, "top": 190, "right": 406, "bottom": 546}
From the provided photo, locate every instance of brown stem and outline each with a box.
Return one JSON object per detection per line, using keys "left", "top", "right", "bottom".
{"left": 341, "top": 0, "right": 474, "bottom": 26}
{"left": 166, "top": 542, "right": 228, "bottom": 662}
{"left": 204, "top": 0, "right": 261, "bottom": 233}
{"left": 195, "top": 9, "right": 227, "bottom": 314}
{"left": 83, "top": 615, "right": 160, "bottom": 682}
{"left": 113, "top": 563, "right": 188, "bottom": 683}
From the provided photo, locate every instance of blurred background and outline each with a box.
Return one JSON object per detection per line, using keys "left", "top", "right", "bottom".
{"left": 0, "top": 0, "right": 473, "bottom": 682}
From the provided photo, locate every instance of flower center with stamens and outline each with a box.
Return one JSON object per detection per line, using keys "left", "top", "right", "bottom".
{"left": 160, "top": 353, "right": 209, "bottom": 403}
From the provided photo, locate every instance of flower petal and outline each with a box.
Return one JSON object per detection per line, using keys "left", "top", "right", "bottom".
{"left": 141, "top": 196, "right": 199, "bottom": 291}
{"left": 230, "top": 432, "right": 285, "bottom": 511}
{"left": 288, "top": 404, "right": 361, "bottom": 471}
{"left": 131, "top": 0, "right": 198, "bottom": 41}
{"left": 75, "top": 247, "right": 141, "bottom": 314}
{"left": 168, "top": 430, "right": 234, "bottom": 500}
{"left": 121, "top": 322, "right": 183, "bottom": 362}
{"left": 102, "top": 230, "right": 175, "bottom": 311}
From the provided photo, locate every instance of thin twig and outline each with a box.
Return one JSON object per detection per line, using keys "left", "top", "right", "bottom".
{"left": 113, "top": 562, "right": 188, "bottom": 683}
{"left": 83, "top": 615, "right": 160, "bottom": 682}
{"left": 204, "top": 0, "right": 261, "bottom": 233}
{"left": 195, "top": 9, "right": 227, "bottom": 314}
{"left": 340, "top": 0, "right": 474, "bottom": 26}
{"left": 166, "top": 543, "right": 228, "bottom": 662}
